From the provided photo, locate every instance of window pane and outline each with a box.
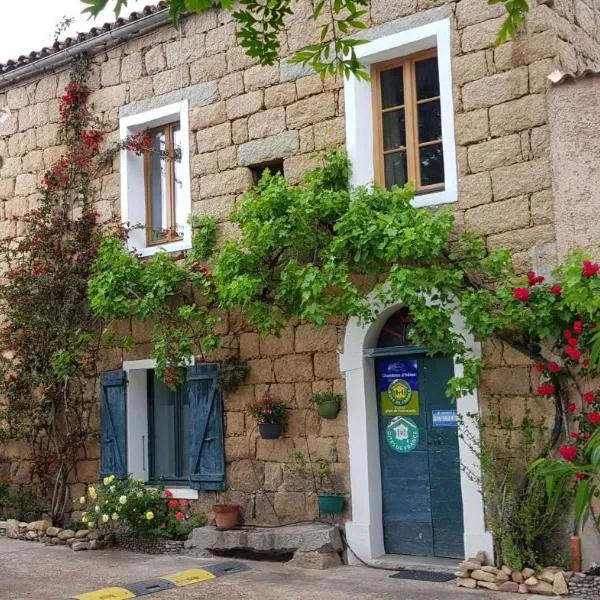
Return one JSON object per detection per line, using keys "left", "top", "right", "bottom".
{"left": 417, "top": 100, "right": 442, "bottom": 143}
{"left": 151, "top": 374, "right": 177, "bottom": 480}
{"left": 415, "top": 57, "right": 439, "bottom": 100}
{"left": 149, "top": 131, "right": 168, "bottom": 242}
{"left": 383, "top": 109, "right": 406, "bottom": 151}
{"left": 420, "top": 144, "right": 445, "bottom": 186}
{"left": 380, "top": 67, "right": 404, "bottom": 109}
{"left": 172, "top": 124, "right": 184, "bottom": 239}
{"left": 384, "top": 151, "right": 408, "bottom": 189}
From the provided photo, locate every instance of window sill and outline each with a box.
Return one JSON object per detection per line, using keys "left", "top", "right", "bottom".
{"left": 146, "top": 485, "right": 199, "bottom": 500}
{"left": 133, "top": 238, "right": 191, "bottom": 258}
{"left": 411, "top": 186, "right": 456, "bottom": 208}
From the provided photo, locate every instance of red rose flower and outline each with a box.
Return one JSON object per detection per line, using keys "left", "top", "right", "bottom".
{"left": 175, "top": 512, "right": 185, "bottom": 521}
{"left": 164, "top": 490, "right": 173, "bottom": 498}
{"left": 583, "top": 260, "right": 600, "bottom": 278}
{"left": 551, "top": 284, "right": 562, "bottom": 296}
{"left": 583, "top": 359, "right": 590, "bottom": 367}
{"left": 573, "top": 321, "right": 584, "bottom": 335}
{"left": 571, "top": 432, "right": 581, "bottom": 440}
{"left": 179, "top": 499, "right": 189, "bottom": 508}
{"left": 588, "top": 412, "right": 600, "bottom": 424}
{"left": 575, "top": 472, "right": 587, "bottom": 480}
{"left": 565, "top": 346, "right": 582, "bottom": 361}
{"left": 568, "top": 336, "right": 579, "bottom": 347}
{"left": 537, "top": 384, "right": 556, "bottom": 396}
{"left": 169, "top": 499, "right": 179, "bottom": 508}
{"left": 568, "top": 403, "right": 577, "bottom": 413}
{"left": 584, "top": 392, "right": 596, "bottom": 403}
{"left": 559, "top": 444, "right": 578, "bottom": 462}
{"left": 534, "top": 363, "right": 545, "bottom": 373}
{"left": 514, "top": 288, "right": 530, "bottom": 302}
{"left": 548, "top": 362, "right": 560, "bottom": 374}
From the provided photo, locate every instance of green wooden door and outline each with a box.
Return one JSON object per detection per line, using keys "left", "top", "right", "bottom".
{"left": 376, "top": 354, "right": 464, "bottom": 558}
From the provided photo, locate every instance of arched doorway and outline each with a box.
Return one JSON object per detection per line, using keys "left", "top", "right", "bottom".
{"left": 374, "top": 308, "right": 463, "bottom": 558}
{"left": 340, "top": 300, "right": 493, "bottom": 563}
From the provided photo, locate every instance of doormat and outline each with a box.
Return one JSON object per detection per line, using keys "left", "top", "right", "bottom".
{"left": 389, "top": 569, "right": 455, "bottom": 583}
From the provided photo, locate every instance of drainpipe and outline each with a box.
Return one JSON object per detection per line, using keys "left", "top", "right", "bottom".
{"left": 0, "top": 8, "right": 171, "bottom": 91}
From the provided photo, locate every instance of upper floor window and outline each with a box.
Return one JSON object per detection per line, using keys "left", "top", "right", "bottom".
{"left": 145, "top": 123, "right": 184, "bottom": 246}
{"left": 373, "top": 51, "right": 444, "bottom": 192}
{"left": 120, "top": 100, "right": 191, "bottom": 257}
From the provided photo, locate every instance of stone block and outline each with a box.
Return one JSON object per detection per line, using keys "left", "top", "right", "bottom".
{"left": 200, "top": 168, "right": 254, "bottom": 199}
{"left": 256, "top": 437, "right": 294, "bottom": 462}
{"left": 457, "top": 578, "right": 477, "bottom": 588}
{"left": 286, "top": 93, "right": 336, "bottom": 129}
{"left": 244, "top": 64, "right": 280, "bottom": 91}
{"left": 192, "top": 152, "right": 219, "bottom": 177}
{"left": 371, "top": 0, "right": 417, "bottom": 23}
{"left": 121, "top": 53, "right": 143, "bottom": 82}
{"left": 190, "top": 54, "right": 228, "bottom": 84}
{"left": 284, "top": 154, "right": 322, "bottom": 183}
{"left": 14, "top": 173, "right": 37, "bottom": 196}
{"left": 489, "top": 94, "right": 547, "bottom": 136}
{"left": 240, "top": 333, "right": 260, "bottom": 359}
{"left": 461, "top": 17, "right": 506, "bottom": 53}
{"left": 494, "top": 31, "right": 557, "bottom": 72}
{"left": 264, "top": 462, "right": 283, "bottom": 491}
{"left": 144, "top": 46, "right": 166, "bottom": 75}
{"left": 295, "top": 324, "right": 338, "bottom": 352}
{"left": 224, "top": 385, "right": 254, "bottom": 411}
{"left": 481, "top": 366, "right": 532, "bottom": 395}
{"left": 260, "top": 328, "right": 294, "bottom": 356}
{"left": 296, "top": 75, "right": 323, "bottom": 99}
{"left": 462, "top": 67, "right": 528, "bottom": 111}
{"left": 247, "top": 108, "right": 286, "bottom": 140}
{"left": 238, "top": 132, "right": 299, "bottom": 166}
{"left": 89, "top": 85, "right": 127, "bottom": 112}
{"left": 313, "top": 117, "right": 345, "bottom": 150}
{"left": 35, "top": 76, "right": 57, "bottom": 103}
{"left": 219, "top": 72, "right": 244, "bottom": 100}
{"left": 300, "top": 127, "right": 314, "bottom": 153}
{"left": 196, "top": 122, "right": 232, "bottom": 153}
{"left": 265, "top": 83, "right": 296, "bottom": 108}
{"left": 453, "top": 51, "right": 488, "bottom": 86}
{"left": 7, "top": 86, "right": 28, "bottom": 109}
{"left": 18, "top": 104, "right": 48, "bottom": 130}
{"left": 288, "top": 550, "right": 342, "bottom": 569}
{"left": 225, "top": 436, "right": 253, "bottom": 461}
{"left": 228, "top": 459, "right": 263, "bottom": 492}
{"left": 57, "top": 529, "right": 76, "bottom": 540}
{"left": 246, "top": 358, "right": 275, "bottom": 384}
{"left": 129, "top": 76, "right": 153, "bottom": 101}
{"left": 225, "top": 411, "right": 245, "bottom": 436}
{"left": 101, "top": 59, "right": 121, "bottom": 87}
{"left": 531, "top": 189, "right": 553, "bottom": 225}
{"left": 467, "top": 134, "right": 522, "bottom": 173}
{"left": 529, "top": 581, "right": 554, "bottom": 595}
{"left": 205, "top": 23, "right": 236, "bottom": 55}
{"left": 456, "top": 0, "right": 505, "bottom": 27}
{"left": 226, "top": 46, "right": 260, "bottom": 72}
{"left": 313, "top": 352, "right": 340, "bottom": 380}
{"left": 531, "top": 125, "right": 550, "bottom": 159}
{"left": 232, "top": 118, "right": 249, "bottom": 144}
{"left": 226, "top": 91, "right": 264, "bottom": 120}
{"left": 455, "top": 109, "right": 489, "bottom": 147}
{"left": 153, "top": 67, "right": 190, "bottom": 96}
{"left": 76, "top": 459, "right": 99, "bottom": 483}
{"left": 490, "top": 159, "right": 551, "bottom": 200}
{"left": 274, "top": 354, "right": 314, "bottom": 382}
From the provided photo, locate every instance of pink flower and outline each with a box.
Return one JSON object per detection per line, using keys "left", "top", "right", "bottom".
{"left": 164, "top": 490, "right": 173, "bottom": 498}
{"left": 551, "top": 284, "right": 562, "bottom": 296}
{"left": 573, "top": 321, "right": 584, "bottom": 335}
{"left": 175, "top": 512, "right": 185, "bottom": 521}
{"left": 179, "top": 499, "right": 189, "bottom": 508}
{"left": 169, "top": 499, "right": 179, "bottom": 508}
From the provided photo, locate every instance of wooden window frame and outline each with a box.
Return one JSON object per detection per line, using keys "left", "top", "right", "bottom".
{"left": 144, "top": 122, "right": 182, "bottom": 247}
{"left": 372, "top": 48, "right": 444, "bottom": 193}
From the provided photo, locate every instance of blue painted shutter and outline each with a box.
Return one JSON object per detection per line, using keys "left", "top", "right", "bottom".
{"left": 99, "top": 370, "right": 128, "bottom": 479}
{"left": 187, "top": 364, "right": 225, "bottom": 491}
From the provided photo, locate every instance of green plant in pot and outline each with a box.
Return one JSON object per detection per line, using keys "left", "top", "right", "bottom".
{"left": 248, "top": 394, "right": 288, "bottom": 439}
{"left": 313, "top": 392, "right": 342, "bottom": 419}
{"left": 287, "top": 451, "right": 345, "bottom": 514}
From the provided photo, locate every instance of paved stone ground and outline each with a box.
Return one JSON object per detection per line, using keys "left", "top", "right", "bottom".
{"left": 0, "top": 538, "right": 523, "bottom": 600}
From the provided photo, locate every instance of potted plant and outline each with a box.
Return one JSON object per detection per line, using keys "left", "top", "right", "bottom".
{"left": 248, "top": 394, "right": 288, "bottom": 439}
{"left": 313, "top": 392, "right": 342, "bottom": 419}
{"left": 286, "top": 452, "right": 345, "bottom": 514}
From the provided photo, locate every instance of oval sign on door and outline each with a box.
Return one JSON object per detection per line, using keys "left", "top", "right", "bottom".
{"left": 385, "top": 416, "right": 419, "bottom": 453}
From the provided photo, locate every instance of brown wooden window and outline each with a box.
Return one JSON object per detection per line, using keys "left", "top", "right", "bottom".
{"left": 144, "top": 123, "right": 183, "bottom": 245}
{"left": 373, "top": 50, "right": 444, "bottom": 192}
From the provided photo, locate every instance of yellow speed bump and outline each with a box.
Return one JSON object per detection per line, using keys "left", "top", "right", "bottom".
{"left": 73, "top": 587, "right": 136, "bottom": 600}
{"left": 159, "top": 568, "right": 216, "bottom": 587}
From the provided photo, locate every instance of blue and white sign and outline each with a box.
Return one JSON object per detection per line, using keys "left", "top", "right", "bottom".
{"left": 431, "top": 409, "right": 458, "bottom": 428}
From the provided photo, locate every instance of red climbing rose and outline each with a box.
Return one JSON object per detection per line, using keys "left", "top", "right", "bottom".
{"left": 559, "top": 445, "right": 578, "bottom": 462}
{"left": 514, "top": 288, "right": 530, "bottom": 302}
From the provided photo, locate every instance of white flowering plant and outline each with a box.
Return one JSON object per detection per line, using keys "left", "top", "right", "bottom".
{"left": 79, "top": 475, "right": 168, "bottom": 539}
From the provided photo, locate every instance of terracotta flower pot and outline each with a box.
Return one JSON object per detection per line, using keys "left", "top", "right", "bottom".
{"left": 212, "top": 504, "right": 240, "bottom": 530}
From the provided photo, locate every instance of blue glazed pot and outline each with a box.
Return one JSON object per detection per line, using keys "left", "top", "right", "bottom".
{"left": 258, "top": 422, "right": 283, "bottom": 439}
{"left": 318, "top": 494, "right": 345, "bottom": 514}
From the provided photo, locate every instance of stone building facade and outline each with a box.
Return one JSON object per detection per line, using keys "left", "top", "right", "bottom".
{"left": 0, "top": 0, "right": 599, "bottom": 564}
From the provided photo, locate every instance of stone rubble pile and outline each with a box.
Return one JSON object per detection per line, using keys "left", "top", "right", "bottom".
{"left": 1, "top": 519, "right": 107, "bottom": 551}
{"left": 456, "top": 551, "right": 570, "bottom": 596}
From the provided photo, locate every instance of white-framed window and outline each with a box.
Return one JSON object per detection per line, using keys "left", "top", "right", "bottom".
{"left": 344, "top": 19, "right": 457, "bottom": 207}
{"left": 119, "top": 101, "right": 192, "bottom": 257}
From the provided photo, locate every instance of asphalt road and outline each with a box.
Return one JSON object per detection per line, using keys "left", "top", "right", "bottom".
{"left": 0, "top": 537, "right": 524, "bottom": 600}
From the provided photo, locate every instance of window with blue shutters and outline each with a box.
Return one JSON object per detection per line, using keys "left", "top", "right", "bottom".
{"left": 100, "top": 363, "right": 225, "bottom": 492}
